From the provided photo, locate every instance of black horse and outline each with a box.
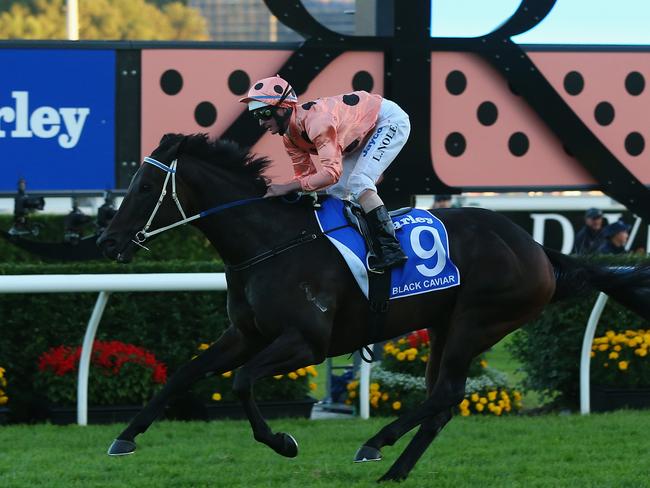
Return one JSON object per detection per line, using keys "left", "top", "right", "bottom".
{"left": 98, "top": 133, "right": 650, "bottom": 482}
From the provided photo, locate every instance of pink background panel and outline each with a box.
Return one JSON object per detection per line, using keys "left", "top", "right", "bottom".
{"left": 529, "top": 52, "right": 650, "bottom": 184}
{"left": 141, "top": 50, "right": 384, "bottom": 184}
{"left": 432, "top": 52, "right": 592, "bottom": 188}
{"left": 141, "top": 49, "right": 291, "bottom": 159}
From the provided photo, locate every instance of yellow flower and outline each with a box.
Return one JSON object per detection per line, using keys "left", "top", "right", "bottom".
{"left": 306, "top": 366, "right": 318, "bottom": 376}
{"left": 309, "top": 382, "right": 317, "bottom": 391}
{"left": 198, "top": 343, "right": 210, "bottom": 351}
{"left": 396, "top": 352, "right": 406, "bottom": 361}
{"left": 459, "top": 399, "right": 470, "bottom": 409}
{"left": 606, "top": 330, "right": 615, "bottom": 338}
{"left": 470, "top": 393, "right": 479, "bottom": 402}
{"left": 590, "top": 351, "right": 595, "bottom": 358}
{"left": 488, "top": 391, "right": 497, "bottom": 401}
{"left": 211, "top": 392, "right": 222, "bottom": 402}
{"left": 614, "top": 345, "right": 622, "bottom": 352}
{"left": 370, "top": 398, "right": 379, "bottom": 408}
{"left": 297, "top": 368, "right": 307, "bottom": 376}
{"left": 370, "top": 382, "right": 380, "bottom": 392}
{"left": 344, "top": 399, "right": 352, "bottom": 405}
{"left": 513, "top": 391, "right": 522, "bottom": 401}
{"left": 273, "top": 374, "right": 283, "bottom": 380}
{"left": 635, "top": 348, "right": 648, "bottom": 357}
{"left": 222, "top": 371, "right": 232, "bottom": 378}
{"left": 392, "top": 401, "right": 402, "bottom": 410}
{"left": 493, "top": 406, "right": 503, "bottom": 416}
{"left": 480, "top": 360, "right": 488, "bottom": 368}
{"left": 288, "top": 372, "right": 298, "bottom": 380}
{"left": 382, "top": 393, "right": 389, "bottom": 401}
{"left": 598, "top": 344, "right": 609, "bottom": 351}
{"left": 608, "top": 351, "right": 619, "bottom": 360}
{"left": 349, "top": 391, "right": 357, "bottom": 399}
{"left": 0, "top": 367, "right": 4, "bottom": 376}
{"left": 475, "top": 403, "right": 485, "bottom": 412}
{"left": 618, "top": 361, "right": 629, "bottom": 371}
{"left": 420, "top": 355, "right": 428, "bottom": 362}
{"left": 479, "top": 397, "right": 487, "bottom": 404}
{"left": 460, "top": 409, "right": 470, "bottom": 416}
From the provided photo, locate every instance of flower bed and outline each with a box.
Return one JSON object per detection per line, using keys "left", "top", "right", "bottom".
{"left": 0, "top": 366, "right": 8, "bottom": 424}
{"left": 344, "top": 330, "right": 522, "bottom": 417}
{"left": 183, "top": 343, "right": 318, "bottom": 419}
{"left": 591, "top": 329, "right": 650, "bottom": 388}
{"left": 35, "top": 341, "right": 167, "bottom": 407}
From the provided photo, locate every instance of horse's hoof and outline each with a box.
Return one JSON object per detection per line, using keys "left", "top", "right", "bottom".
{"left": 353, "top": 445, "right": 382, "bottom": 463}
{"left": 273, "top": 432, "right": 298, "bottom": 458}
{"left": 107, "top": 439, "right": 136, "bottom": 456}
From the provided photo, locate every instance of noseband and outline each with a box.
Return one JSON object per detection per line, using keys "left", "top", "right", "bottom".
{"left": 133, "top": 156, "right": 264, "bottom": 250}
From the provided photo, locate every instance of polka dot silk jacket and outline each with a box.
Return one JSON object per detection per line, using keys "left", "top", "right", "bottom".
{"left": 283, "top": 91, "right": 382, "bottom": 192}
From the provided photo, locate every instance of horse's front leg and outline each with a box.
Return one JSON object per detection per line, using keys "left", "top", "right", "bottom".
{"left": 107, "top": 326, "right": 256, "bottom": 456}
{"left": 232, "top": 327, "right": 326, "bottom": 458}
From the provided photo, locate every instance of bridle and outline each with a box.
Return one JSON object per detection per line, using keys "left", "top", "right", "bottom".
{"left": 132, "top": 156, "right": 264, "bottom": 251}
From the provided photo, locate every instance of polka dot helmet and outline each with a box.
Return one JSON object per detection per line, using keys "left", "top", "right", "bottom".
{"left": 239, "top": 75, "right": 298, "bottom": 111}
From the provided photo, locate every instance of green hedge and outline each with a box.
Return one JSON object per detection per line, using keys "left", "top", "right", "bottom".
{"left": 0, "top": 214, "right": 218, "bottom": 262}
{"left": 0, "top": 260, "right": 229, "bottom": 422}
{"left": 507, "top": 255, "right": 650, "bottom": 409}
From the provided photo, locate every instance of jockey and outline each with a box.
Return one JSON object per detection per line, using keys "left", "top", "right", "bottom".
{"left": 239, "top": 75, "right": 411, "bottom": 271}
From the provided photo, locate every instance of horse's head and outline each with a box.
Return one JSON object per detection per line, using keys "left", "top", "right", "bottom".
{"left": 97, "top": 133, "right": 194, "bottom": 262}
{"left": 97, "top": 133, "right": 270, "bottom": 263}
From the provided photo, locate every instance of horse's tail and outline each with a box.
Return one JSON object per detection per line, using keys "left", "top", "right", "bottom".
{"left": 543, "top": 246, "right": 650, "bottom": 321}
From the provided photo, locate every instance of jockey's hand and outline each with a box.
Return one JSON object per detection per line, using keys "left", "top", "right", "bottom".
{"left": 264, "top": 181, "right": 302, "bottom": 198}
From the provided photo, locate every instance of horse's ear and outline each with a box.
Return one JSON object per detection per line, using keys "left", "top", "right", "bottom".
{"left": 159, "top": 133, "right": 184, "bottom": 146}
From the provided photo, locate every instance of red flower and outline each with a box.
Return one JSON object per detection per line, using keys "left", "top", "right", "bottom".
{"left": 37, "top": 340, "right": 167, "bottom": 383}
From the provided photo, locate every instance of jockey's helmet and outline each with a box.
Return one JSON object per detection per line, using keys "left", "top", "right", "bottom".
{"left": 239, "top": 75, "right": 298, "bottom": 111}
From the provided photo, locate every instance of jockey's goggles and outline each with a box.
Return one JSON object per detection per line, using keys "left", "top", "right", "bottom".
{"left": 251, "top": 107, "right": 275, "bottom": 121}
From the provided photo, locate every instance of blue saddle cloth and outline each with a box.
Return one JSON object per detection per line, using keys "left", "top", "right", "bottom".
{"left": 314, "top": 197, "right": 460, "bottom": 300}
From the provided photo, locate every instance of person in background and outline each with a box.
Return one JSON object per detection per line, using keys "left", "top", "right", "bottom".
{"left": 432, "top": 194, "right": 452, "bottom": 209}
{"left": 573, "top": 207, "right": 605, "bottom": 255}
{"left": 597, "top": 219, "right": 630, "bottom": 255}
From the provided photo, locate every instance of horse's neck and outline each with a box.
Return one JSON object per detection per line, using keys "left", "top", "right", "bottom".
{"left": 196, "top": 198, "right": 314, "bottom": 266}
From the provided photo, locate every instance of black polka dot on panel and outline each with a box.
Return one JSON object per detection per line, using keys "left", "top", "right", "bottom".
{"left": 301, "top": 101, "right": 316, "bottom": 110}
{"left": 160, "top": 69, "right": 183, "bottom": 95}
{"left": 594, "top": 102, "right": 615, "bottom": 126}
{"left": 194, "top": 101, "right": 217, "bottom": 127}
{"left": 477, "top": 101, "right": 498, "bottom": 126}
{"left": 352, "top": 71, "right": 374, "bottom": 92}
{"left": 445, "top": 70, "right": 466, "bottom": 95}
{"left": 254, "top": 82, "right": 263, "bottom": 90}
{"left": 625, "top": 71, "right": 645, "bottom": 96}
{"left": 445, "top": 132, "right": 466, "bottom": 157}
{"left": 342, "top": 94, "right": 360, "bottom": 106}
{"left": 301, "top": 130, "right": 312, "bottom": 144}
{"left": 273, "top": 84, "right": 284, "bottom": 94}
{"left": 228, "top": 70, "right": 250, "bottom": 95}
{"left": 508, "top": 132, "right": 529, "bottom": 157}
{"left": 564, "top": 71, "right": 584, "bottom": 96}
{"left": 625, "top": 132, "right": 645, "bottom": 156}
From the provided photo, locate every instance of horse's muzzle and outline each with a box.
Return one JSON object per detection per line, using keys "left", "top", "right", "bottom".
{"left": 96, "top": 235, "right": 133, "bottom": 263}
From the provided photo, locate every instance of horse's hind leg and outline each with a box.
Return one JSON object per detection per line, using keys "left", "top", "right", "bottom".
{"left": 108, "top": 326, "right": 255, "bottom": 455}
{"left": 232, "top": 327, "right": 325, "bottom": 458}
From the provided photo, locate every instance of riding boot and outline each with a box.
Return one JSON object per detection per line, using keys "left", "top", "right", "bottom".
{"left": 365, "top": 205, "right": 408, "bottom": 271}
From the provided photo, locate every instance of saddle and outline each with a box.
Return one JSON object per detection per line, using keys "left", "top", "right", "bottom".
{"left": 341, "top": 200, "right": 412, "bottom": 362}
{"left": 342, "top": 200, "right": 412, "bottom": 261}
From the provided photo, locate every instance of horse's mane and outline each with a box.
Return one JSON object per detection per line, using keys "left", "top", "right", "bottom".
{"left": 161, "top": 133, "right": 271, "bottom": 186}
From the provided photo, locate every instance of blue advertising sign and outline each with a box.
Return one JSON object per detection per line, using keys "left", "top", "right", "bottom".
{"left": 0, "top": 49, "right": 115, "bottom": 191}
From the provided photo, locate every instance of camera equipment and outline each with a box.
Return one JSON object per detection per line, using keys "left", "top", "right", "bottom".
{"left": 9, "top": 178, "right": 45, "bottom": 237}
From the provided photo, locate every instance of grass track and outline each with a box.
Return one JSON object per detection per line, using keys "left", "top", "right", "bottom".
{"left": 1, "top": 411, "right": 650, "bottom": 487}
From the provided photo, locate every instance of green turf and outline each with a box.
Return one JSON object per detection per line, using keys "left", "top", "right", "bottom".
{"left": 1, "top": 411, "right": 649, "bottom": 487}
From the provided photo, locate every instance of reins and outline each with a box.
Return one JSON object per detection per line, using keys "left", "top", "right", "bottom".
{"left": 135, "top": 156, "right": 350, "bottom": 269}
